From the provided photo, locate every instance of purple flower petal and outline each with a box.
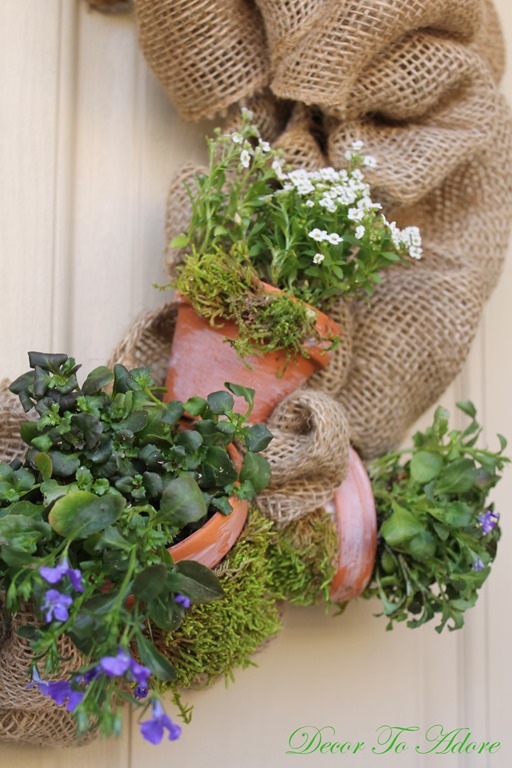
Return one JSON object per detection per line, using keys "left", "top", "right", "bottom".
{"left": 140, "top": 699, "right": 181, "bottom": 745}
{"left": 39, "top": 565, "right": 66, "bottom": 584}
{"left": 174, "top": 594, "right": 191, "bottom": 609}
{"left": 140, "top": 719, "right": 164, "bottom": 745}
{"left": 99, "top": 648, "right": 131, "bottom": 677}
{"left": 129, "top": 660, "right": 151, "bottom": 686}
{"left": 42, "top": 590, "right": 73, "bottom": 623}
{"left": 67, "top": 567, "right": 84, "bottom": 593}
{"left": 134, "top": 685, "right": 149, "bottom": 700}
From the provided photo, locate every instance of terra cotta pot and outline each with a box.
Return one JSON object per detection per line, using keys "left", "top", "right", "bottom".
{"left": 327, "top": 448, "right": 377, "bottom": 602}
{"left": 164, "top": 287, "right": 341, "bottom": 423}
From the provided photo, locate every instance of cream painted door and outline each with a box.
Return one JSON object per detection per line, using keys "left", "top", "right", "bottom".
{"left": 0, "top": 1, "right": 511, "bottom": 766}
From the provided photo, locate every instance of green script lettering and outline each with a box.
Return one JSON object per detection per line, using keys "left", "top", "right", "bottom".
{"left": 287, "top": 726, "right": 335, "bottom": 754}
{"left": 372, "top": 726, "right": 419, "bottom": 754}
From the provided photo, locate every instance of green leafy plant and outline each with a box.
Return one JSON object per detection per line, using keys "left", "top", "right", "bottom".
{"left": 0, "top": 352, "right": 273, "bottom": 744}
{"left": 365, "top": 402, "right": 507, "bottom": 632}
{"left": 167, "top": 109, "right": 422, "bottom": 363}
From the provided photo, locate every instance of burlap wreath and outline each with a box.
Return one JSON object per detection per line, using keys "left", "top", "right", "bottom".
{"left": 134, "top": 0, "right": 512, "bottom": 526}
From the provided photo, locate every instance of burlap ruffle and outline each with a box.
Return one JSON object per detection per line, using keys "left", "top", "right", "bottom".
{"left": 150, "top": 0, "right": 511, "bottom": 464}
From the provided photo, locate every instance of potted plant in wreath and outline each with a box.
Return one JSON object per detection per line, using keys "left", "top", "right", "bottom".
{"left": 0, "top": 351, "right": 273, "bottom": 745}
{"left": 164, "top": 108, "right": 423, "bottom": 421}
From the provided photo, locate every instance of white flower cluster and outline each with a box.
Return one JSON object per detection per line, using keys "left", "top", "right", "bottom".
{"left": 385, "top": 218, "right": 423, "bottom": 260}
{"left": 270, "top": 158, "right": 422, "bottom": 262}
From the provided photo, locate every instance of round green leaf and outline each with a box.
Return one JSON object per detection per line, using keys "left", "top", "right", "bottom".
{"left": 48, "top": 491, "right": 125, "bottom": 538}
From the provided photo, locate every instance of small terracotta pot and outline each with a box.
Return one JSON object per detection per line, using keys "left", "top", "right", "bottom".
{"left": 164, "top": 286, "right": 341, "bottom": 423}
{"left": 167, "top": 443, "right": 248, "bottom": 569}
{"left": 327, "top": 448, "right": 377, "bottom": 602}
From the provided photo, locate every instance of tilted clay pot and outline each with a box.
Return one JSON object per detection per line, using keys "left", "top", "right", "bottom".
{"left": 164, "top": 286, "right": 341, "bottom": 423}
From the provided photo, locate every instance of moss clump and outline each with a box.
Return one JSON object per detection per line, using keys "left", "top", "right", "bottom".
{"left": 174, "top": 244, "right": 337, "bottom": 369}
{"left": 267, "top": 508, "right": 339, "bottom": 606}
{"left": 160, "top": 509, "right": 282, "bottom": 691}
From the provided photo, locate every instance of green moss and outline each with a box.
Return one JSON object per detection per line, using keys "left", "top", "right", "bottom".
{"left": 174, "top": 244, "right": 336, "bottom": 368}
{"left": 160, "top": 509, "right": 282, "bottom": 691}
{"left": 267, "top": 508, "right": 338, "bottom": 606}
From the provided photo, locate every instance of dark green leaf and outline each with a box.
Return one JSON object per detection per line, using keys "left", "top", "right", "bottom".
{"left": 47, "top": 451, "right": 80, "bottom": 478}
{"left": 82, "top": 366, "right": 114, "bottom": 395}
{"left": 147, "top": 597, "right": 183, "bottom": 632}
{"left": 48, "top": 491, "right": 125, "bottom": 538}
{"left": 207, "top": 390, "right": 234, "bottom": 414}
{"left": 224, "top": 382, "right": 254, "bottom": 413}
{"left": 173, "top": 560, "right": 224, "bottom": 602}
{"left": 244, "top": 423, "right": 273, "bottom": 453}
{"left": 184, "top": 396, "right": 207, "bottom": 416}
{"left": 132, "top": 564, "right": 167, "bottom": 603}
{"left": 28, "top": 352, "right": 69, "bottom": 371}
{"left": 159, "top": 476, "right": 207, "bottom": 526}
{"left": 161, "top": 400, "right": 185, "bottom": 426}
{"left": 239, "top": 453, "right": 271, "bottom": 494}
{"left": 136, "top": 633, "right": 176, "bottom": 682}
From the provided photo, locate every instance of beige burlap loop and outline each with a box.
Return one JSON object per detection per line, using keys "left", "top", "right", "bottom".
{"left": 164, "top": 163, "right": 208, "bottom": 280}
{"left": 471, "top": 0, "right": 506, "bottom": 82}
{"left": 308, "top": 299, "right": 354, "bottom": 397}
{"left": 256, "top": 388, "right": 350, "bottom": 526}
{"left": 329, "top": 59, "right": 499, "bottom": 207}
{"left": 274, "top": 104, "right": 328, "bottom": 170}
{"left": 269, "top": 0, "right": 483, "bottom": 115}
{"left": 108, "top": 302, "right": 178, "bottom": 387}
{"left": 338, "top": 264, "right": 488, "bottom": 460}
{"left": 0, "top": 379, "right": 28, "bottom": 465}
{"left": 0, "top": 707, "right": 96, "bottom": 748}
{"left": 223, "top": 90, "right": 292, "bottom": 144}
{"left": 0, "top": 603, "right": 84, "bottom": 709}
{"left": 134, "top": 0, "right": 270, "bottom": 122}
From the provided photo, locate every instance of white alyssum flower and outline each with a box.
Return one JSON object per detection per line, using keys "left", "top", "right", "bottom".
{"left": 258, "top": 139, "right": 271, "bottom": 153}
{"left": 305, "top": 199, "right": 315, "bottom": 207}
{"left": 326, "top": 232, "right": 343, "bottom": 245}
{"left": 313, "top": 253, "right": 325, "bottom": 264}
{"left": 363, "top": 155, "right": 377, "bottom": 169}
{"left": 348, "top": 207, "right": 365, "bottom": 222}
{"left": 351, "top": 139, "right": 364, "bottom": 152}
{"left": 231, "top": 132, "right": 243, "bottom": 144}
{"left": 272, "top": 158, "right": 286, "bottom": 180}
{"left": 241, "top": 107, "right": 254, "bottom": 121}
{"left": 308, "top": 228, "right": 328, "bottom": 242}
{"left": 240, "top": 149, "right": 251, "bottom": 168}
{"left": 355, "top": 225, "right": 365, "bottom": 240}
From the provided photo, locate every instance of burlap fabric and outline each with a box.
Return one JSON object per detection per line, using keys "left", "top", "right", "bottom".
{"left": 0, "top": 388, "right": 95, "bottom": 747}
{"left": 138, "top": 0, "right": 511, "bottom": 489}
{"left": 0, "top": 602, "right": 93, "bottom": 747}
{"left": 0, "top": 380, "right": 28, "bottom": 465}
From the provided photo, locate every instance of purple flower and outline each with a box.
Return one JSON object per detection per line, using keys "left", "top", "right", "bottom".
{"left": 42, "top": 589, "right": 73, "bottom": 623}
{"left": 134, "top": 685, "right": 149, "bottom": 700}
{"left": 99, "top": 648, "right": 132, "bottom": 677}
{"left": 479, "top": 509, "right": 500, "bottom": 535}
{"left": 140, "top": 700, "right": 182, "bottom": 745}
{"left": 473, "top": 557, "right": 485, "bottom": 572}
{"left": 46, "top": 680, "right": 84, "bottom": 711}
{"left": 27, "top": 667, "right": 51, "bottom": 696}
{"left": 40, "top": 557, "right": 84, "bottom": 592}
{"left": 27, "top": 671, "right": 83, "bottom": 711}
{"left": 174, "top": 594, "right": 191, "bottom": 609}
{"left": 98, "top": 649, "right": 151, "bottom": 689}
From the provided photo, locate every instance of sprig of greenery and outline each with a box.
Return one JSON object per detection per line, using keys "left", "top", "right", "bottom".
{"left": 170, "top": 109, "right": 421, "bottom": 312}
{"left": 0, "top": 352, "right": 273, "bottom": 741}
{"left": 365, "top": 402, "right": 508, "bottom": 632}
